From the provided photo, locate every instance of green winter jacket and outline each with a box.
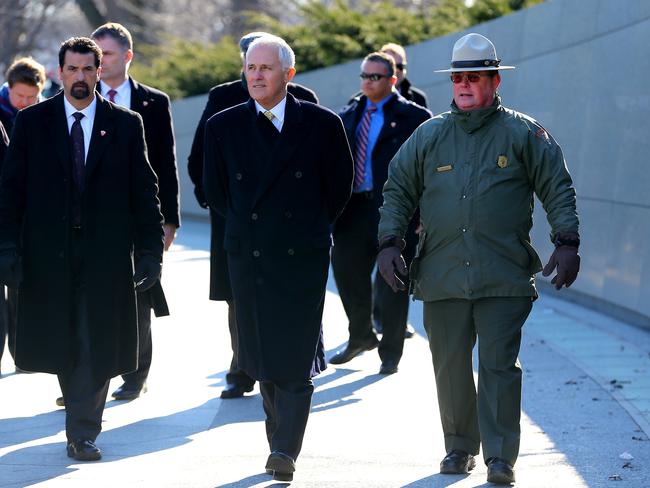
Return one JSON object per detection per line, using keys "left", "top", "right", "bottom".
{"left": 378, "top": 96, "right": 579, "bottom": 301}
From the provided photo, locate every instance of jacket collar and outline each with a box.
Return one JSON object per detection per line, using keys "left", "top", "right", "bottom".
{"left": 451, "top": 94, "right": 501, "bottom": 133}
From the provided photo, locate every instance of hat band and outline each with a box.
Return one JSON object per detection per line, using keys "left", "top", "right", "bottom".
{"left": 451, "top": 59, "right": 501, "bottom": 69}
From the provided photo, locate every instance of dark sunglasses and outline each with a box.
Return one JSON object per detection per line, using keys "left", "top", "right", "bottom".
{"left": 450, "top": 72, "right": 490, "bottom": 84}
{"left": 395, "top": 63, "right": 406, "bottom": 70}
{"left": 360, "top": 73, "right": 388, "bottom": 81}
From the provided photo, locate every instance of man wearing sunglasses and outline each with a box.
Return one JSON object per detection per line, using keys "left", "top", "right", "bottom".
{"left": 377, "top": 33, "right": 580, "bottom": 484}
{"left": 329, "top": 52, "right": 430, "bottom": 375}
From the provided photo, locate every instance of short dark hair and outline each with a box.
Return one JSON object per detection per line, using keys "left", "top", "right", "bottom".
{"left": 91, "top": 22, "right": 133, "bottom": 51}
{"left": 6, "top": 57, "right": 46, "bottom": 89}
{"left": 59, "top": 37, "right": 102, "bottom": 68}
{"left": 363, "top": 52, "right": 396, "bottom": 77}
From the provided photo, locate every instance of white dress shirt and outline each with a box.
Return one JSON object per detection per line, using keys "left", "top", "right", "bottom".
{"left": 63, "top": 95, "right": 97, "bottom": 161}
{"left": 255, "top": 97, "right": 286, "bottom": 132}
{"left": 99, "top": 79, "right": 131, "bottom": 110}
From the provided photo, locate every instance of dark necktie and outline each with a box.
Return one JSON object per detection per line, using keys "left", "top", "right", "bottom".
{"left": 71, "top": 112, "right": 85, "bottom": 193}
{"left": 354, "top": 105, "right": 377, "bottom": 189}
{"left": 107, "top": 89, "right": 117, "bottom": 102}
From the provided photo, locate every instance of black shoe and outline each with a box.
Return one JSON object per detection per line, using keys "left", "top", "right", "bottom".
{"left": 220, "top": 383, "right": 254, "bottom": 399}
{"left": 67, "top": 439, "right": 101, "bottom": 461}
{"left": 405, "top": 324, "right": 416, "bottom": 338}
{"left": 329, "top": 338, "right": 379, "bottom": 365}
{"left": 487, "top": 457, "right": 515, "bottom": 484}
{"left": 440, "top": 449, "right": 476, "bottom": 474}
{"left": 111, "top": 383, "right": 146, "bottom": 401}
{"left": 265, "top": 451, "right": 295, "bottom": 482}
{"left": 56, "top": 396, "right": 65, "bottom": 407}
{"left": 379, "top": 359, "right": 398, "bottom": 375}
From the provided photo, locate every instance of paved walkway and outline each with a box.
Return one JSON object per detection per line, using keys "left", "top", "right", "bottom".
{"left": 1, "top": 219, "right": 649, "bottom": 487}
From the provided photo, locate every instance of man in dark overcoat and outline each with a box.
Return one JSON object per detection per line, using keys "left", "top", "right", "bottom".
{"left": 203, "top": 35, "right": 352, "bottom": 481}
{"left": 91, "top": 22, "right": 179, "bottom": 401}
{"left": 0, "top": 37, "right": 163, "bottom": 461}
{"left": 330, "top": 52, "right": 430, "bottom": 374}
{"left": 188, "top": 31, "right": 318, "bottom": 400}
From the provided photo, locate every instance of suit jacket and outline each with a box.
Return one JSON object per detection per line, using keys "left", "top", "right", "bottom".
{"left": 127, "top": 77, "right": 179, "bottom": 316}
{"left": 338, "top": 93, "right": 431, "bottom": 257}
{"left": 0, "top": 93, "right": 164, "bottom": 378}
{"left": 203, "top": 94, "right": 352, "bottom": 381}
{"left": 187, "top": 76, "right": 319, "bottom": 301}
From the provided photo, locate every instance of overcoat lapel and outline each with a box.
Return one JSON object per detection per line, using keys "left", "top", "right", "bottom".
{"left": 252, "top": 94, "right": 306, "bottom": 206}
{"left": 49, "top": 93, "right": 73, "bottom": 176}
{"left": 85, "top": 96, "right": 115, "bottom": 181}
{"left": 129, "top": 77, "right": 149, "bottom": 116}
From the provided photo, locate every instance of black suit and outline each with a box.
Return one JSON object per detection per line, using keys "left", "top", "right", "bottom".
{"left": 334, "top": 93, "right": 430, "bottom": 364}
{"left": 99, "top": 78, "right": 178, "bottom": 390}
{"left": 204, "top": 94, "right": 352, "bottom": 459}
{"left": 0, "top": 93, "right": 163, "bottom": 441}
{"left": 187, "top": 76, "right": 318, "bottom": 391}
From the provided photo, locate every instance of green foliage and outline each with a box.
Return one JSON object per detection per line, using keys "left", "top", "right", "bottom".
{"left": 468, "top": 0, "right": 544, "bottom": 24}
{"left": 130, "top": 36, "right": 242, "bottom": 100}
{"left": 132, "top": 0, "right": 544, "bottom": 99}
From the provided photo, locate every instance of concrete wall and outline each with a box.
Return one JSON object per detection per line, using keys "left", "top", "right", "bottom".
{"left": 172, "top": 0, "right": 650, "bottom": 326}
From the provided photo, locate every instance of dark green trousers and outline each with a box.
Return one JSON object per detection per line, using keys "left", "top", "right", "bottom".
{"left": 423, "top": 297, "right": 532, "bottom": 466}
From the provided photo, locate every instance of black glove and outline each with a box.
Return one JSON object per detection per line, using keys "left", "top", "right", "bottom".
{"left": 0, "top": 247, "right": 23, "bottom": 289}
{"left": 193, "top": 186, "right": 208, "bottom": 209}
{"left": 377, "top": 246, "right": 408, "bottom": 293}
{"left": 133, "top": 254, "right": 161, "bottom": 292}
{"left": 542, "top": 245, "right": 580, "bottom": 289}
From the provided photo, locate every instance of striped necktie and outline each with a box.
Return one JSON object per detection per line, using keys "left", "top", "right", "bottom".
{"left": 353, "top": 105, "right": 377, "bottom": 189}
{"left": 107, "top": 89, "right": 117, "bottom": 103}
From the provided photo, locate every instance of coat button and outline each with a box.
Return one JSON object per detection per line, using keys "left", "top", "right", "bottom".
{"left": 235, "top": 173, "right": 243, "bottom": 180}
{"left": 465, "top": 261, "right": 471, "bottom": 266}
{"left": 253, "top": 250, "right": 260, "bottom": 258}
{"left": 462, "top": 228, "right": 467, "bottom": 233}
{"left": 285, "top": 211, "right": 292, "bottom": 219}
{"left": 288, "top": 248, "right": 295, "bottom": 256}
{"left": 251, "top": 213, "right": 258, "bottom": 221}
{"left": 461, "top": 194, "right": 467, "bottom": 199}
{"left": 295, "top": 171, "right": 302, "bottom": 178}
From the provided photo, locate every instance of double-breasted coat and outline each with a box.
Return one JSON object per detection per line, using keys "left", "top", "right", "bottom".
{"left": 188, "top": 77, "right": 318, "bottom": 301}
{"left": 203, "top": 95, "right": 353, "bottom": 381}
{"left": 0, "top": 93, "right": 164, "bottom": 379}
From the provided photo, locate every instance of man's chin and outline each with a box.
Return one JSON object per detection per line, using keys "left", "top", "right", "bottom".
{"left": 71, "top": 89, "right": 90, "bottom": 100}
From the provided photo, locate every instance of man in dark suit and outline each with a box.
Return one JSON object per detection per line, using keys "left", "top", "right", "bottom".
{"left": 90, "top": 22, "right": 179, "bottom": 401}
{"left": 329, "top": 52, "right": 431, "bottom": 374}
{"left": 187, "top": 31, "right": 318, "bottom": 400}
{"left": 0, "top": 37, "right": 163, "bottom": 460}
{"left": 203, "top": 35, "right": 352, "bottom": 481}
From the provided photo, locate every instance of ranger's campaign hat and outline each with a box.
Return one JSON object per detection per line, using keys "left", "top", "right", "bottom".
{"left": 435, "top": 33, "right": 515, "bottom": 73}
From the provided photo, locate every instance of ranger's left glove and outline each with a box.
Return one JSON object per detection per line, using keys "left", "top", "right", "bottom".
{"left": 542, "top": 232, "right": 580, "bottom": 289}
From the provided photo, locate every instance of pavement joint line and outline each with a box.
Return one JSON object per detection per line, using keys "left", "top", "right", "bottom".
{"left": 528, "top": 303, "right": 650, "bottom": 438}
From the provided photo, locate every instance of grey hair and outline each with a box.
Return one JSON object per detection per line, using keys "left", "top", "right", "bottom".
{"left": 246, "top": 35, "right": 295, "bottom": 70}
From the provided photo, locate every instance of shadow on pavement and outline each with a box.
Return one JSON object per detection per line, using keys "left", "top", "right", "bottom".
{"left": 213, "top": 472, "right": 289, "bottom": 488}
{"left": 402, "top": 473, "right": 481, "bottom": 487}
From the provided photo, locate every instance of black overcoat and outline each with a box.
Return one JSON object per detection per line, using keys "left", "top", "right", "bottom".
{"left": 129, "top": 77, "right": 179, "bottom": 316}
{"left": 0, "top": 93, "right": 164, "bottom": 379}
{"left": 203, "top": 95, "right": 352, "bottom": 381}
{"left": 187, "top": 77, "right": 318, "bottom": 301}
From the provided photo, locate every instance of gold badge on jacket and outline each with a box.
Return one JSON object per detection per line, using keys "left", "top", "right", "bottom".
{"left": 497, "top": 155, "right": 508, "bottom": 168}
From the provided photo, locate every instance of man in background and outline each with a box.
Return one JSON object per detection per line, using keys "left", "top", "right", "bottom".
{"left": 89, "top": 22, "right": 179, "bottom": 402}
{"left": 187, "top": 31, "right": 318, "bottom": 400}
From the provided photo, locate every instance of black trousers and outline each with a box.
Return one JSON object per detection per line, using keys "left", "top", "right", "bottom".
{"left": 57, "top": 229, "right": 110, "bottom": 442}
{"left": 0, "top": 286, "right": 17, "bottom": 366}
{"left": 225, "top": 300, "right": 255, "bottom": 388}
{"left": 120, "top": 292, "right": 152, "bottom": 388}
{"left": 259, "top": 379, "right": 314, "bottom": 461}
{"left": 331, "top": 193, "right": 410, "bottom": 362}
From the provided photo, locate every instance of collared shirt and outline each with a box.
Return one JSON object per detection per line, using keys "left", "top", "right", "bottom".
{"left": 63, "top": 95, "right": 96, "bottom": 161}
{"left": 255, "top": 97, "right": 286, "bottom": 132}
{"left": 354, "top": 91, "right": 395, "bottom": 193}
{"left": 99, "top": 79, "right": 131, "bottom": 109}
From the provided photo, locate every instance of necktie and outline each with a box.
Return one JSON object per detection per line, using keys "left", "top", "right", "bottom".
{"left": 353, "top": 105, "right": 377, "bottom": 189}
{"left": 107, "top": 89, "right": 117, "bottom": 102}
{"left": 71, "top": 112, "right": 85, "bottom": 193}
{"left": 263, "top": 110, "right": 275, "bottom": 121}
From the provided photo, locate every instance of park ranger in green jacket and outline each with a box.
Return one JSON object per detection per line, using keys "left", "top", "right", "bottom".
{"left": 377, "top": 33, "right": 580, "bottom": 485}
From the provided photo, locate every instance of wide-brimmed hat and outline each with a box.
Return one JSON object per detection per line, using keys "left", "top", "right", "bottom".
{"left": 435, "top": 33, "right": 515, "bottom": 73}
